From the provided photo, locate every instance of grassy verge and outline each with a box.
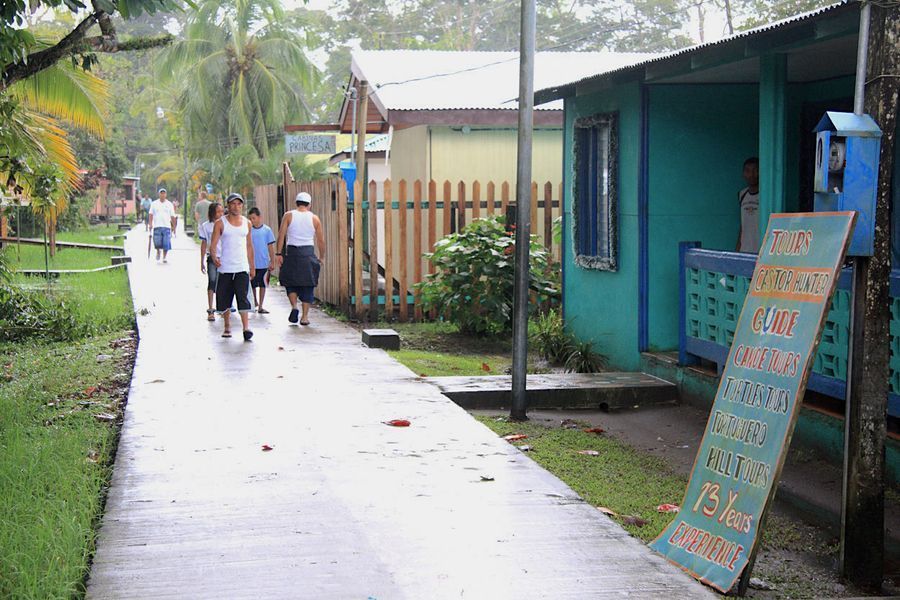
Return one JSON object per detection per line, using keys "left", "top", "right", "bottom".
{"left": 4, "top": 243, "right": 119, "bottom": 271}
{"left": 57, "top": 225, "right": 124, "bottom": 247}
{"left": 352, "top": 320, "right": 547, "bottom": 377}
{"left": 477, "top": 415, "right": 869, "bottom": 598}
{"left": 0, "top": 252, "right": 135, "bottom": 598}
{"left": 0, "top": 332, "right": 135, "bottom": 598}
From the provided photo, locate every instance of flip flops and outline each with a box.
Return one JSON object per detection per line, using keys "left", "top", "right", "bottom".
{"left": 222, "top": 331, "right": 232, "bottom": 338}
{"left": 243, "top": 330, "right": 253, "bottom": 341}
{"left": 288, "top": 308, "right": 299, "bottom": 324}
{"left": 257, "top": 308, "right": 270, "bottom": 314}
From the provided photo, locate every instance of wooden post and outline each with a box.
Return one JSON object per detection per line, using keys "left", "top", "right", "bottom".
{"left": 413, "top": 180, "right": 424, "bottom": 321}
{"left": 486, "top": 181, "right": 496, "bottom": 217}
{"left": 543, "top": 181, "right": 553, "bottom": 251}
{"left": 472, "top": 180, "right": 481, "bottom": 220}
{"left": 353, "top": 180, "right": 364, "bottom": 319}
{"left": 841, "top": 4, "right": 898, "bottom": 590}
{"left": 457, "top": 181, "right": 466, "bottom": 231}
{"left": 443, "top": 180, "right": 452, "bottom": 235}
{"left": 427, "top": 180, "right": 437, "bottom": 263}
{"left": 369, "top": 179, "right": 379, "bottom": 320}
{"left": 530, "top": 181, "right": 538, "bottom": 236}
{"left": 356, "top": 80, "right": 369, "bottom": 190}
{"left": 398, "top": 180, "right": 409, "bottom": 322}
{"left": 384, "top": 179, "right": 394, "bottom": 319}
{"left": 501, "top": 181, "right": 510, "bottom": 220}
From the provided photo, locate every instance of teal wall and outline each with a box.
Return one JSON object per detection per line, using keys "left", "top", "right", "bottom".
{"left": 563, "top": 82, "right": 643, "bottom": 370}
{"left": 646, "top": 84, "right": 759, "bottom": 352}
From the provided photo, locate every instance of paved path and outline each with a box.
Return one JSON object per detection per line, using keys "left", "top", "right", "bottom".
{"left": 87, "top": 225, "right": 715, "bottom": 599}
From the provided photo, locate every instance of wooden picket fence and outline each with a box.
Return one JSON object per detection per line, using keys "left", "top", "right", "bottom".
{"left": 254, "top": 165, "right": 562, "bottom": 321}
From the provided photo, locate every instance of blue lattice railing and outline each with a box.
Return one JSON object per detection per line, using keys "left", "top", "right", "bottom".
{"left": 678, "top": 242, "right": 899, "bottom": 418}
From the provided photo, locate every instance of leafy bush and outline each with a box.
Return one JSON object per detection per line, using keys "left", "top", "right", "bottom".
{"left": 564, "top": 340, "right": 608, "bottom": 373}
{"left": 530, "top": 309, "right": 574, "bottom": 364}
{"left": 0, "top": 284, "right": 82, "bottom": 342}
{"left": 56, "top": 194, "right": 93, "bottom": 232}
{"left": 417, "top": 217, "right": 559, "bottom": 336}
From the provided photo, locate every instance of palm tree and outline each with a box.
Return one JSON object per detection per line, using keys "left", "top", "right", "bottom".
{"left": 157, "top": 0, "right": 320, "bottom": 159}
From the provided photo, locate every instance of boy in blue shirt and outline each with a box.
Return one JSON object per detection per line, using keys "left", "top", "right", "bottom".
{"left": 248, "top": 207, "right": 276, "bottom": 313}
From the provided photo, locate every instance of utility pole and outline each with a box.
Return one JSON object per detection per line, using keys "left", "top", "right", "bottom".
{"left": 510, "top": 0, "right": 536, "bottom": 422}
{"left": 841, "top": 2, "right": 899, "bottom": 591}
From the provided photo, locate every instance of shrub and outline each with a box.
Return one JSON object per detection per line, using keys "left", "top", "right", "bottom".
{"left": 417, "top": 217, "right": 559, "bottom": 336}
{"left": 0, "top": 284, "right": 80, "bottom": 342}
{"left": 564, "top": 340, "right": 608, "bottom": 373}
{"left": 530, "top": 309, "right": 574, "bottom": 364}
{"left": 56, "top": 194, "right": 93, "bottom": 232}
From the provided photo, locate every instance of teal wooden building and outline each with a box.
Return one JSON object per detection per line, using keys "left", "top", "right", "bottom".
{"left": 536, "top": 1, "right": 899, "bottom": 459}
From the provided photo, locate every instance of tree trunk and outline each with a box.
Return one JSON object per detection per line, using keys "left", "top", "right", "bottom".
{"left": 842, "top": 3, "right": 899, "bottom": 591}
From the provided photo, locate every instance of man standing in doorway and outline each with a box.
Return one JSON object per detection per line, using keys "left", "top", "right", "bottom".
{"left": 148, "top": 188, "right": 176, "bottom": 263}
{"left": 210, "top": 193, "right": 255, "bottom": 341}
{"left": 736, "top": 157, "right": 760, "bottom": 253}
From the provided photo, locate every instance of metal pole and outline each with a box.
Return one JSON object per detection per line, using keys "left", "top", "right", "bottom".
{"left": 510, "top": 0, "right": 536, "bottom": 422}
{"left": 853, "top": 1, "right": 870, "bottom": 116}
{"left": 349, "top": 87, "right": 358, "bottom": 165}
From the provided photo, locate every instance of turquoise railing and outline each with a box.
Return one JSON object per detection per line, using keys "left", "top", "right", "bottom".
{"left": 678, "top": 243, "right": 899, "bottom": 418}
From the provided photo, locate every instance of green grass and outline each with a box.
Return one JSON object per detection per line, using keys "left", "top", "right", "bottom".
{"left": 3, "top": 244, "right": 118, "bottom": 271}
{"left": 0, "top": 332, "right": 132, "bottom": 598}
{"left": 476, "top": 416, "right": 688, "bottom": 541}
{"left": 390, "top": 349, "right": 511, "bottom": 377}
{"left": 57, "top": 225, "right": 124, "bottom": 247}
{"left": 366, "top": 320, "right": 548, "bottom": 377}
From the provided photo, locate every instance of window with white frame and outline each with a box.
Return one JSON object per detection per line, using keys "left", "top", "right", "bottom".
{"left": 573, "top": 112, "right": 618, "bottom": 271}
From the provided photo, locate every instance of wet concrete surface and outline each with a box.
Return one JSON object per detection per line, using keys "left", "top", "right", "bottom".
{"left": 86, "top": 225, "right": 715, "bottom": 599}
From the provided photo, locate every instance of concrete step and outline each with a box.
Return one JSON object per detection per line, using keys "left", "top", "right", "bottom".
{"left": 427, "top": 372, "right": 677, "bottom": 411}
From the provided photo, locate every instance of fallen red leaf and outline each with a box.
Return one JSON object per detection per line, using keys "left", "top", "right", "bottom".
{"left": 583, "top": 427, "right": 605, "bottom": 434}
{"left": 261, "top": 444, "right": 274, "bottom": 451}
{"left": 621, "top": 515, "right": 648, "bottom": 527}
{"left": 481, "top": 362, "right": 491, "bottom": 372}
{"left": 84, "top": 386, "right": 99, "bottom": 397}
{"left": 277, "top": 346, "right": 285, "bottom": 351}
{"left": 502, "top": 434, "right": 528, "bottom": 441}
{"left": 384, "top": 419, "right": 411, "bottom": 427}
{"left": 419, "top": 373, "right": 428, "bottom": 378}
{"left": 657, "top": 503, "right": 680, "bottom": 514}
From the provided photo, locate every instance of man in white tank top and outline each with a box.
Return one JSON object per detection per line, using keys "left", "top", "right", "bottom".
{"left": 276, "top": 192, "right": 326, "bottom": 325}
{"left": 209, "top": 193, "right": 256, "bottom": 341}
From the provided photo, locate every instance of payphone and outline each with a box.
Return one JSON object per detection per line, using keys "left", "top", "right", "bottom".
{"left": 813, "top": 111, "right": 881, "bottom": 256}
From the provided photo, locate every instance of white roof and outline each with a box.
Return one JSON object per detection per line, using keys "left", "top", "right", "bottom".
{"left": 351, "top": 50, "right": 655, "bottom": 112}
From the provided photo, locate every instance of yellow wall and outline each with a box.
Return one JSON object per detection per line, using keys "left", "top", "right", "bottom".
{"left": 388, "top": 126, "right": 430, "bottom": 185}
{"left": 430, "top": 127, "right": 562, "bottom": 193}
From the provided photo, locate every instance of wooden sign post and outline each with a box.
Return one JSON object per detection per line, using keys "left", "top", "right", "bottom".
{"left": 650, "top": 212, "right": 857, "bottom": 593}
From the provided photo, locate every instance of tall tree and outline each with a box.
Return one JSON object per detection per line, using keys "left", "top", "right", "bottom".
{"left": 157, "top": 0, "right": 320, "bottom": 158}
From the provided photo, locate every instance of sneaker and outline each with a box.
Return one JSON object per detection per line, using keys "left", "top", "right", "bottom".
{"left": 243, "top": 330, "right": 253, "bottom": 342}
{"left": 288, "top": 308, "right": 299, "bottom": 324}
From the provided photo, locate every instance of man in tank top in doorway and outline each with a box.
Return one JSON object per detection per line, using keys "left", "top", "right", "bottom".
{"left": 276, "top": 192, "right": 326, "bottom": 326}
{"left": 736, "top": 157, "right": 760, "bottom": 253}
{"left": 209, "top": 193, "right": 256, "bottom": 341}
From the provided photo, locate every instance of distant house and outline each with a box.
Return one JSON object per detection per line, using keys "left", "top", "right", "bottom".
{"left": 536, "top": 1, "right": 899, "bottom": 475}
{"left": 92, "top": 175, "right": 140, "bottom": 220}
{"left": 337, "top": 50, "right": 651, "bottom": 192}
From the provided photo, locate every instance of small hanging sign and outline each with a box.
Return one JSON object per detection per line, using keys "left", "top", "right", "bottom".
{"left": 285, "top": 134, "right": 336, "bottom": 155}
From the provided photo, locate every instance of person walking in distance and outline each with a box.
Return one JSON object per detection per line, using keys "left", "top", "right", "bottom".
{"left": 194, "top": 190, "right": 211, "bottom": 238}
{"left": 199, "top": 201, "right": 224, "bottom": 321}
{"left": 209, "top": 193, "right": 255, "bottom": 340}
{"left": 248, "top": 207, "right": 276, "bottom": 314}
{"left": 148, "top": 188, "right": 176, "bottom": 262}
{"left": 276, "top": 192, "right": 325, "bottom": 326}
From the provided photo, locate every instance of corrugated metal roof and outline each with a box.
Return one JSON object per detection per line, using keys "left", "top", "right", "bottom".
{"left": 337, "top": 133, "right": 391, "bottom": 154}
{"left": 352, "top": 50, "right": 656, "bottom": 112}
{"left": 535, "top": 0, "right": 857, "bottom": 103}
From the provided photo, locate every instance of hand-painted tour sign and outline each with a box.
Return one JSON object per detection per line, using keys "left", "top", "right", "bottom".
{"left": 650, "top": 211, "right": 856, "bottom": 592}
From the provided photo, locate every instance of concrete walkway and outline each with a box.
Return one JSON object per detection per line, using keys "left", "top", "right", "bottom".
{"left": 86, "top": 225, "right": 714, "bottom": 599}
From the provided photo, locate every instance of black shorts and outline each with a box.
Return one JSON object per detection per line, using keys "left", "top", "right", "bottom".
{"left": 251, "top": 269, "right": 269, "bottom": 289}
{"left": 216, "top": 272, "right": 252, "bottom": 313}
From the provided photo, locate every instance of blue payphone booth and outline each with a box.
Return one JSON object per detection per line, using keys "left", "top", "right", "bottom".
{"left": 813, "top": 111, "right": 882, "bottom": 256}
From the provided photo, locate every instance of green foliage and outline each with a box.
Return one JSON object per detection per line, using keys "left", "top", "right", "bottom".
{"left": 56, "top": 193, "right": 94, "bottom": 231}
{"left": 417, "top": 217, "right": 558, "bottom": 336}
{"left": 530, "top": 309, "right": 574, "bottom": 364}
{"left": 0, "top": 283, "right": 83, "bottom": 342}
{"left": 564, "top": 340, "right": 608, "bottom": 373}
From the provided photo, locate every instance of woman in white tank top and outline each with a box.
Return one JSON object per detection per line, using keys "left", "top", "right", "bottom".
{"left": 276, "top": 192, "right": 327, "bottom": 325}
{"left": 210, "top": 193, "right": 256, "bottom": 340}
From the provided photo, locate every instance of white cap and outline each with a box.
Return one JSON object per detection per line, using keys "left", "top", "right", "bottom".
{"left": 295, "top": 192, "right": 311, "bottom": 204}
